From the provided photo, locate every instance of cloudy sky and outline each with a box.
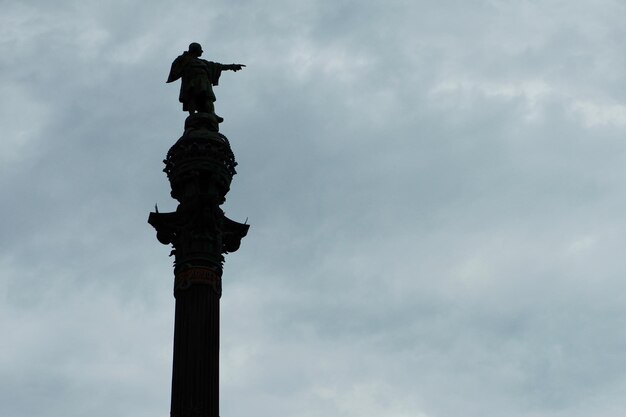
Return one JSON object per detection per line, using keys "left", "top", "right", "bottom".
{"left": 3, "top": 0, "right": 626, "bottom": 416}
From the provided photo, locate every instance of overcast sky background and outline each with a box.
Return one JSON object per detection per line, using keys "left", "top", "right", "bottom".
{"left": 3, "top": 0, "right": 626, "bottom": 416}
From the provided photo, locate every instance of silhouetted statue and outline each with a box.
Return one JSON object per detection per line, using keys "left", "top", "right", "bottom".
{"left": 167, "top": 42, "right": 245, "bottom": 122}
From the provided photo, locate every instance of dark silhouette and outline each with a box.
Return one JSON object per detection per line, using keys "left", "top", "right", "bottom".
{"left": 150, "top": 42, "right": 249, "bottom": 417}
{"left": 167, "top": 42, "right": 245, "bottom": 123}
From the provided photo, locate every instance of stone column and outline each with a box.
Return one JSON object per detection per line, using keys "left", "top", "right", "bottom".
{"left": 149, "top": 114, "right": 248, "bottom": 417}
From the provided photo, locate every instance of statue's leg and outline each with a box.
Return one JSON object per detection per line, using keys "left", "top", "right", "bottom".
{"left": 188, "top": 101, "right": 198, "bottom": 114}
{"left": 205, "top": 100, "right": 215, "bottom": 114}
{"left": 207, "top": 101, "right": 224, "bottom": 123}
{"left": 189, "top": 92, "right": 205, "bottom": 114}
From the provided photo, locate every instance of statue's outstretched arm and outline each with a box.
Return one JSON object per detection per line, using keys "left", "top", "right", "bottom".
{"left": 223, "top": 64, "right": 245, "bottom": 72}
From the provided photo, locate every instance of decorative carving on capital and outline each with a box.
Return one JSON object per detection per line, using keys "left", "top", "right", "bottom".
{"left": 148, "top": 120, "right": 249, "bottom": 277}
{"left": 148, "top": 204, "right": 248, "bottom": 272}
{"left": 163, "top": 119, "right": 237, "bottom": 205}
{"left": 175, "top": 267, "right": 222, "bottom": 296}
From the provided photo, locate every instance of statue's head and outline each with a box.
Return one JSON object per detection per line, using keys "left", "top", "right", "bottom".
{"left": 188, "top": 42, "right": 203, "bottom": 57}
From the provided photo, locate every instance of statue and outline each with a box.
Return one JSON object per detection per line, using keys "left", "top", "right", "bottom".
{"left": 150, "top": 40, "right": 250, "bottom": 417}
{"left": 167, "top": 42, "right": 245, "bottom": 123}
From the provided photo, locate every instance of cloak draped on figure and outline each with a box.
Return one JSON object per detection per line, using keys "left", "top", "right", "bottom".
{"left": 167, "top": 51, "right": 225, "bottom": 112}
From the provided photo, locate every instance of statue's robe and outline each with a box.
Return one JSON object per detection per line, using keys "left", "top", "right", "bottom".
{"left": 167, "top": 52, "right": 225, "bottom": 112}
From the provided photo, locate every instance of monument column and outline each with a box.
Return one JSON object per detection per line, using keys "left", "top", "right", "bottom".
{"left": 149, "top": 44, "right": 248, "bottom": 417}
